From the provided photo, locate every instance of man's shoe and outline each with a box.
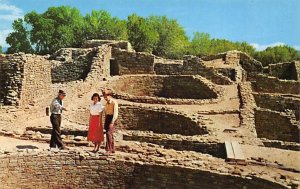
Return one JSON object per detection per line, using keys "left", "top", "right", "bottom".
{"left": 59, "top": 146, "right": 69, "bottom": 150}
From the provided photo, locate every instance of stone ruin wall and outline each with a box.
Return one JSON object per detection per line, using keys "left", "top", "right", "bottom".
{"left": 118, "top": 105, "right": 209, "bottom": 136}
{"left": 111, "top": 48, "right": 155, "bottom": 75}
{"left": 154, "top": 51, "right": 260, "bottom": 84}
{"left": 295, "top": 61, "right": 300, "bottom": 80}
{"left": 110, "top": 75, "right": 219, "bottom": 99}
{"left": 254, "top": 74, "right": 300, "bottom": 94}
{"left": 0, "top": 53, "right": 51, "bottom": 107}
{"left": 251, "top": 63, "right": 300, "bottom": 149}
{"left": 50, "top": 48, "right": 95, "bottom": 83}
{"left": 108, "top": 75, "right": 224, "bottom": 105}
{"left": 84, "top": 45, "right": 111, "bottom": 81}
{"left": 254, "top": 108, "right": 300, "bottom": 142}
{"left": 82, "top": 39, "right": 134, "bottom": 52}
{"left": 123, "top": 131, "right": 225, "bottom": 158}
{"left": 268, "top": 61, "right": 299, "bottom": 80}
{"left": 237, "top": 82, "right": 258, "bottom": 140}
{"left": 0, "top": 55, "right": 8, "bottom": 103}
{"left": 253, "top": 93, "right": 300, "bottom": 120}
{"left": 0, "top": 150, "right": 289, "bottom": 189}
{"left": 0, "top": 44, "right": 111, "bottom": 108}
{"left": 154, "top": 55, "right": 233, "bottom": 85}
{"left": 50, "top": 45, "right": 111, "bottom": 83}
{"left": 48, "top": 44, "right": 111, "bottom": 117}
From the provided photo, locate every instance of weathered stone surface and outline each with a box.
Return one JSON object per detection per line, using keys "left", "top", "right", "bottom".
{"left": 108, "top": 75, "right": 224, "bottom": 105}
{"left": 254, "top": 108, "right": 300, "bottom": 142}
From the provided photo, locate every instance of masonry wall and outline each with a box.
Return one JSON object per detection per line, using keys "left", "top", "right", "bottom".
{"left": 0, "top": 53, "right": 51, "bottom": 106}
{"left": 0, "top": 152, "right": 134, "bottom": 189}
{"left": 254, "top": 108, "right": 300, "bottom": 142}
{"left": 254, "top": 74, "right": 300, "bottom": 94}
{"left": 111, "top": 75, "right": 220, "bottom": 99}
{"left": 19, "top": 55, "right": 52, "bottom": 107}
{"left": 50, "top": 48, "right": 95, "bottom": 83}
{"left": 253, "top": 93, "right": 300, "bottom": 120}
{"left": 154, "top": 62, "right": 183, "bottom": 75}
{"left": 0, "top": 151, "right": 289, "bottom": 189}
{"left": 112, "top": 48, "right": 155, "bottom": 75}
{"left": 295, "top": 61, "right": 300, "bottom": 80}
{"left": 268, "top": 61, "right": 298, "bottom": 80}
{"left": 154, "top": 51, "right": 261, "bottom": 83}
{"left": 85, "top": 45, "right": 112, "bottom": 81}
{"left": 82, "top": 39, "right": 134, "bottom": 51}
{"left": 0, "top": 54, "right": 24, "bottom": 105}
{"left": 118, "top": 105, "right": 208, "bottom": 135}
{"left": 123, "top": 132, "right": 224, "bottom": 158}
{"left": 0, "top": 55, "right": 7, "bottom": 103}
{"left": 238, "top": 52, "right": 263, "bottom": 80}
{"left": 182, "top": 55, "right": 233, "bottom": 85}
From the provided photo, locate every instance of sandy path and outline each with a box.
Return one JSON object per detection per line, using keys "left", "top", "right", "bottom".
{"left": 0, "top": 136, "right": 50, "bottom": 151}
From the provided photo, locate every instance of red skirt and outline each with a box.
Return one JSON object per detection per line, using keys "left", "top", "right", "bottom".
{"left": 87, "top": 115, "right": 104, "bottom": 143}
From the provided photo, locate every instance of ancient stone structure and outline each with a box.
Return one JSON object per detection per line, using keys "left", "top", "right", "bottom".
{"left": 0, "top": 53, "right": 51, "bottom": 106}
{"left": 108, "top": 75, "right": 223, "bottom": 104}
{"left": 268, "top": 61, "right": 299, "bottom": 80}
{"left": 118, "top": 105, "right": 209, "bottom": 135}
{"left": 0, "top": 40, "right": 299, "bottom": 189}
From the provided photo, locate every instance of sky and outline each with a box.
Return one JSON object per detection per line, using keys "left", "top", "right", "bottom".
{"left": 0, "top": 0, "right": 299, "bottom": 51}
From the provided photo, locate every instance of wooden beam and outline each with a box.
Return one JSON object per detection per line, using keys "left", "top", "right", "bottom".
{"left": 225, "top": 141, "right": 235, "bottom": 161}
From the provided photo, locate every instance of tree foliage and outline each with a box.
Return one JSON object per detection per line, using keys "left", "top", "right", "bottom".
{"left": 5, "top": 6, "right": 300, "bottom": 65}
{"left": 254, "top": 45, "right": 300, "bottom": 66}
{"left": 25, "top": 6, "right": 84, "bottom": 54}
{"left": 127, "top": 14, "right": 159, "bottom": 53}
{"left": 6, "top": 18, "right": 33, "bottom": 54}
{"left": 187, "top": 32, "right": 256, "bottom": 57}
{"left": 148, "top": 16, "right": 189, "bottom": 59}
{"left": 0, "top": 46, "right": 2, "bottom": 53}
{"left": 84, "top": 10, "right": 127, "bottom": 41}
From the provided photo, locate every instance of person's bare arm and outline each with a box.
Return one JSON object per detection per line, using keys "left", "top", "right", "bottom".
{"left": 111, "top": 101, "right": 119, "bottom": 124}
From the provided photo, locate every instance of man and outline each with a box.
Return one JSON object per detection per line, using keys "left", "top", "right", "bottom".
{"left": 102, "top": 90, "right": 118, "bottom": 154}
{"left": 49, "top": 90, "right": 68, "bottom": 150}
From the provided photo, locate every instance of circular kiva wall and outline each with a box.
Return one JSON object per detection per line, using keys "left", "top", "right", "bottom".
{"left": 118, "top": 105, "right": 208, "bottom": 136}
{"left": 109, "top": 75, "right": 223, "bottom": 104}
{"left": 0, "top": 152, "right": 288, "bottom": 189}
{"left": 64, "top": 105, "right": 208, "bottom": 136}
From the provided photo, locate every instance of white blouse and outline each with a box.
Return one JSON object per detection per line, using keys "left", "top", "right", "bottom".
{"left": 89, "top": 102, "right": 104, "bottom": 115}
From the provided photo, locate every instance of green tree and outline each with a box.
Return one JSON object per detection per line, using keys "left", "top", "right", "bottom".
{"left": 254, "top": 45, "right": 300, "bottom": 66}
{"left": 188, "top": 32, "right": 211, "bottom": 56}
{"left": 6, "top": 18, "right": 33, "bottom": 54}
{"left": 25, "top": 6, "right": 84, "bottom": 54}
{"left": 127, "top": 14, "right": 159, "bottom": 53}
{"left": 0, "top": 46, "right": 2, "bottom": 53}
{"left": 148, "top": 16, "right": 189, "bottom": 59}
{"left": 238, "top": 41, "right": 256, "bottom": 56}
{"left": 84, "top": 10, "right": 127, "bottom": 41}
{"left": 187, "top": 32, "right": 255, "bottom": 57}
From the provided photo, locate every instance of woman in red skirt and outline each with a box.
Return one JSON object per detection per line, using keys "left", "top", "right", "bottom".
{"left": 87, "top": 93, "right": 104, "bottom": 152}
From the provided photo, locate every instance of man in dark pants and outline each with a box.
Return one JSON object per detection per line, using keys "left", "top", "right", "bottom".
{"left": 102, "top": 90, "right": 118, "bottom": 154}
{"left": 49, "top": 90, "right": 68, "bottom": 150}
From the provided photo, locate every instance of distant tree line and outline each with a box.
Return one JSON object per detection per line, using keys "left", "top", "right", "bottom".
{"left": 5, "top": 6, "right": 300, "bottom": 66}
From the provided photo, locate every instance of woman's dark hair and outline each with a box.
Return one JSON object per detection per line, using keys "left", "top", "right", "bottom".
{"left": 91, "top": 93, "right": 101, "bottom": 101}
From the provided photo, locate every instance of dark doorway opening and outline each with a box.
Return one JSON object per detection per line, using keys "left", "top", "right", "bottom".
{"left": 110, "top": 58, "right": 119, "bottom": 76}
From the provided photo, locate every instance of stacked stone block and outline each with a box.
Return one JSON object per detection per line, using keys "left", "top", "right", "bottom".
{"left": 118, "top": 105, "right": 209, "bottom": 135}
{"left": 268, "top": 61, "right": 298, "bottom": 80}
{"left": 254, "top": 108, "right": 300, "bottom": 142}
{"left": 111, "top": 48, "right": 155, "bottom": 75}
{"left": 254, "top": 74, "right": 300, "bottom": 94}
